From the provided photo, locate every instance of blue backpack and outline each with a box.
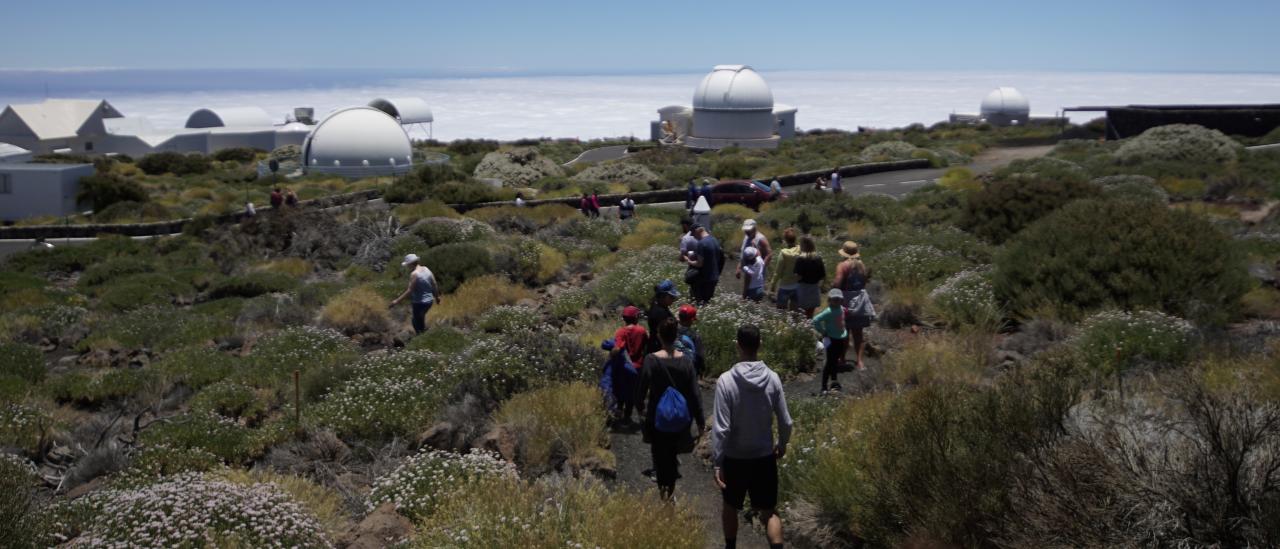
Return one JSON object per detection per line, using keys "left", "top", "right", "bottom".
{"left": 654, "top": 363, "right": 692, "bottom": 433}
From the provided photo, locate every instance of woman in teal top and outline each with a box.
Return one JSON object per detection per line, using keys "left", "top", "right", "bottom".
{"left": 811, "top": 289, "right": 848, "bottom": 393}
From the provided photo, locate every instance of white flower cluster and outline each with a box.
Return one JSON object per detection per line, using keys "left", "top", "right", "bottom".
{"left": 594, "top": 245, "right": 685, "bottom": 306}
{"left": 697, "top": 294, "right": 818, "bottom": 375}
{"left": 313, "top": 351, "right": 450, "bottom": 439}
{"left": 368, "top": 448, "right": 516, "bottom": 521}
{"left": 929, "top": 268, "right": 1000, "bottom": 327}
{"left": 1073, "top": 309, "right": 1196, "bottom": 372}
{"left": 476, "top": 305, "right": 539, "bottom": 334}
{"left": 0, "top": 451, "right": 38, "bottom": 478}
{"left": 1116, "top": 124, "right": 1241, "bottom": 166}
{"left": 251, "top": 325, "right": 355, "bottom": 373}
{"left": 68, "top": 473, "right": 330, "bottom": 548}
{"left": 876, "top": 244, "right": 957, "bottom": 287}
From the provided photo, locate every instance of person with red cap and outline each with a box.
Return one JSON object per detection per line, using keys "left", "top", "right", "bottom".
{"left": 676, "top": 304, "right": 706, "bottom": 377}
{"left": 610, "top": 305, "right": 648, "bottom": 426}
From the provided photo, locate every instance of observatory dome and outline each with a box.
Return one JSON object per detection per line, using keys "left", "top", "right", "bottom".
{"left": 979, "top": 87, "right": 1030, "bottom": 125}
{"left": 303, "top": 107, "right": 413, "bottom": 176}
{"left": 690, "top": 65, "right": 776, "bottom": 141}
{"left": 693, "top": 65, "right": 774, "bottom": 111}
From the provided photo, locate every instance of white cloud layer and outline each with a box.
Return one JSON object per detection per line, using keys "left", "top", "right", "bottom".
{"left": 7, "top": 70, "right": 1280, "bottom": 141}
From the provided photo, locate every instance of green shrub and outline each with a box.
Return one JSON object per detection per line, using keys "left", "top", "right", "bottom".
{"left": 95, "top": 273, "right": 190, "bottom": 312}
{"left": 0, "top": 342, "right": 44, "bottom": 385}
{"left": 136, "top": 151, "right": 213, "bottom": 176}
{"left": 312, "top": 351, "right": 453, "bottom": 440}
{"left": 77, "top": 257, "right": 154, "bottom": 287}
{"left": 476, "top": 305, "right": 540, "bottom": 334}
{"left": 206, "top": 271, "right": 298, "bottom": 299}
{"left": 0, "top": 403, "right": 49, "bottom": 454}
{"left": 994, "top": 199, "right": 1251, "bottom": 324}
{"left": 549, "top": 287, "right": 594, "bottom": 320}
{"left": 190, "top": 381, "right": 269, "bottom": 422}
{"left": 696, "top": 294, "right": 818, "bottom": 377}
{"left": 422, "top": 242, "right": 496, "bottom": 293}
{"left": 413, "top": 476, "right": 704, "bottom": 548}
{"left": 139, "top": 412, "right": 269, "bottom": 463}
{"left": 76, "top": 173, "right": 149, "bottom": 210}
{"left": 404, "top": 325, "right": 470, "bottom": 354}
{"left": 928, "top": 268, "right": 1002, "bottom": 329}
{"left": 937, "top": 167, "right": 981, "bottom": 193}
{"left": 592, "top": 245, "right": 685, "bottom": 307}
{"left": 65, "top": 473, "right": 329, "bottom": 547}
{"left": 394, "top": 200, "right": 461, "bottom": 224}
{"left": 1071, "top": 309, "right": 1196, "bottom": 378}
{"left": 45, "top": 367, "right": 165, "bottom": 407}
{"left": 860, "top": 140, "right": 920, "bottom": 162}
{"left": 212, "top": 147, "right": 260, "bottom": 163}
{"left": 410, "top": 217, "right": 494, "bottom": 247}
{"left": 368, "top": 449, "right": 517, "bottom": 523}
{"left": 457, "top": 329, "right": 599, "bottom": 404}
{"left": 151, "top": 346, "right": 238, "bottom": 390}
{"left": 1095, "top": 174, "right": 1170, "bottom": 203}
{"left": 242, "top": 326, "right": 357, "bottom": 397}
{"left": 961, "top": 172, "right": 1100, "bottom": 244}
{"left": 79, "top": 306, "right": 233, "bottom": 353}
{"left": 116, "top": 443, "right": 222, "bottom": 485}
{"left": 548, "top": 217, "right": 627, "bottom": 250}
{"left": 874, "top": 244, "right": 967, "bottom": 288}
{"left": 1116, "top": 124, "right": 1241, "bottom": 168}
{"left": 0, "top": 454, "right": 53, "bottom": 549}
{"left": 493, "top": 382, "right": 611, "bottom": 475}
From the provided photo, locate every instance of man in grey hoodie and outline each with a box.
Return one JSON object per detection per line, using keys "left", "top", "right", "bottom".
{"left": 711, "top": 324, "right": 793, "bottom": 549}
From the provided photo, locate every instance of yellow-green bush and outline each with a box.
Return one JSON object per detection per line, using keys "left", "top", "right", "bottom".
{"left": 320, "top": 286, "right": 392, "bottom": 335}
{"left": 937, "top": 167, "right": 981, "bottom": 193}
{"left": 430, "top": 275, "right": 534, "bottom": 326}
{"left": 414, "top": 477, "right": 704, "bottom": 548}
{"left": 618, "top": 218, "right": 680, "bottom": 251}
{"left": 493, "top": 382, "right": 611, "bottom": 475}
{"left": 885, "top": 332, "right": 992, "bottom": 387}
{"left": 252, "top": 257, "right": 311, "bottom": 278}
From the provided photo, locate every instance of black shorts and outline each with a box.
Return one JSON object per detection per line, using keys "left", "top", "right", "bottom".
{"left": 721, "top": 454, "right": 778, "bottom": 511}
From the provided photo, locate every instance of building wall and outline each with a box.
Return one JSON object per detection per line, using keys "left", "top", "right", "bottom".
{"left": 775, "top": 111, "right": 796, "bottom": 140}
{"left": 691, "top": 109, "right": 775, "bottom": 139}
{"left": 0, "top": 164, "right": 94, "bottom": 222}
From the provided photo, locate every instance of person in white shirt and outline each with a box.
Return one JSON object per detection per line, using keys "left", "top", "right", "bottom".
{"left": 678, "top": 217, "right": 699, "bottom": 261}
{"left": 619, "top": 194, "right": 637, "bottom": 220}
{"left": 515, "top": 192, "right": 526, "bottom": 207}
{"left": 740, "top": 247, "right": 766, "bottom": 302}
{"left": 830, "top": 168, "right": 842, "bottom": 194}
{"left": 769, "top": 177, "right": 782, "bottom": 198}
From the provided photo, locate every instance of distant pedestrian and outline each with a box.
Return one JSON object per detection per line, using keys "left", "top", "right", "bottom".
{"left": 711, "top": 324, "right": 791, "bottom": 549}
{"left": 793, "top": 235, "right": 827, "bottom": 318}
{"left": 637, "top": 317, "right": 705, "bottom": 500}
{"left": 619, "top": 194, "right": 637, "bottom": 220}
{"left": 589, "top": 192, "right": 602, "bottom": 218}
{"left": 700, "top": 181, "right": 714, "bottom": 207}
{"left": 646, "top": 280, "right": 679, "bottom": 354}
{"left": 389, "top": 253, "right": 440, "bottom": 335}
{"left": 737, "top": 219, "right": 771, "bottom": 285}
{"left": 834, "top": 241, "right": 875, "bottom": 370}
{"left": 580, "top": 193, "right": 592, "bottom": 217}
{"left": 740, "top": 247, "right": 766, "bottom": 302}
{"left": 30, "top": 237, "right": 54, "bottom": 251}
{"left": 830, "top": 168, "right": 842, "bottom": 194}
{"left": 285, "top": 188, "right": 299, "bottom": 206}
{"left": 684, "top": 225, "right": 724, "bottom": 304}
{"left": 515, "top": 192, "right": 526, "bottom": 207}
{"left": 812, "top": 289, "right": 849, "bottom": 393}
{"left": 769, "top": 228, "right": 801, "bottom": 312}
{"left": 244, "top": 202, "right": 257, "bottom": 217}
{"left": 676, "top": 304, "right": 706, "bottom": 377}
{"left": 686, "top": 180, "right": 698, "bottom": 210}
{"left": 769, "top": 177, "right": 782, "bottom": 198}
{"left": 679, "top": 218, "right": 699, "bottom": 261}
{"left": 270, "top": 188, "right": 284, "bottom": 209}
{"left": 813, "top": 176, "right": 827, "bottom": 191}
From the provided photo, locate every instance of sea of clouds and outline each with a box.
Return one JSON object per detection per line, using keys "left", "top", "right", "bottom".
{"left": 2, "top": 70, "right": 1278, "bottom": 141}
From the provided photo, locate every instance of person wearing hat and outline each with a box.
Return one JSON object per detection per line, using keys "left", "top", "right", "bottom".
{"left": 834, "top": 241, "right": 876, "bottom": 371}
{"left": 646, "top": 280, "right": 680, "bottom": 354}
{"left": 736, "top": 219, "right": 772, "bottom": 288}
{"left": 612, "top": 305, "right": 649, "bottom": 366}
{"left": 676, "top": 304, "right": 706, "bottom": 377}
{"left": 812, "top": 288, "right": 850, "bottom": 393}
{"left": 740, "top": 246, "right": 766, "bottom": 302}
{"left": 684, "top": 225, "right": 725, "bottom": 304}
{"left": 390, "top": 253, "right": 440, "bottom": 335}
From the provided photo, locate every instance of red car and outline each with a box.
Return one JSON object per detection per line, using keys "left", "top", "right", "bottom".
{"left": 709, "top": 180, "right": 782, "bottom": 210}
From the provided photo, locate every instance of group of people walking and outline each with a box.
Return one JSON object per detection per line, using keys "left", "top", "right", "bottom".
{"left": 601, "top": 278, "right": 792, "bottom": 549}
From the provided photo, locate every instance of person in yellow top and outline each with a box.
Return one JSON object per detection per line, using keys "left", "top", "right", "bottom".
{"left": 768, "top": 228, "right": 801, "bottom": 313}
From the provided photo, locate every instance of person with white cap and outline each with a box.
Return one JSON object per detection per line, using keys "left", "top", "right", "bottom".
{"left": 740, "top": 247, "right": 766, "bottom": 302}
{"left": 736, "top": 219, "right": 771, "bottom": 288}
{"left": 389, "top": 253, "right": 440, "bottom": 335}
{"left": 811, "top": 288, "right": 849, "bottom": 393}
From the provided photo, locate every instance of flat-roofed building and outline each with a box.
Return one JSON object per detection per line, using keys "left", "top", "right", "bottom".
{"left": 0, "top": 162, "right": 95, "bottom": 222}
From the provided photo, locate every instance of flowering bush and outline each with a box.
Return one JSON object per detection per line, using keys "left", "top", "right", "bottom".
{"left": 244, "top": 325, "right": 357, "bottom": 387}
{"left": 1072, "top": 309, "right": 1196, "bottom": 377}
{"left": 929, "top": 268, "right": 1002, "bottom": 329}
{"left": 312, "top": 351, "right": 451, "bottom": 440}
{"left": 0, "top": 402, "right": 49, "bottom": 453}
{"left": 151, "top": 345, "right": 238, "bottom": 391}
{"left": 549, "top": 287, "right": 595, "bottom": 320}
{"left": 549, "top": 217, "right": 627, "bottom": 250}
{"left": 368, "top": 449, "right": 517, "bottom": 523}
{"left": 45, "top": 368, "right": 166, "bottom": 407}
{"left": 1116, "top": 124, "right": 1241, "bottom": 167}
{"left": 139, "top": 412, "right": 270, "bottom": 464}
{"left": 411, "top": 216, "right": 493, "bottom": 247}
{"left": 458, "top": 329, "right": 600, "bottom": 403}
{"left": 78, "top": 306, "right": 234, "bottom": 353}
{"left": 696, "top": 294, "right": 818, "bottom": 377}
{"left": 64, "top": 473, "right": 330, "bottom": 548}
{"left": 476, "top": 305, "right": 540, "bottom": 334}
{"left": 190, "top": 381, "right": 269, "bottom": 422}
{"left": 860, "top": 140, "right": 920, "bottom": 162}
{"left": 1094, "top": 174, "right": 1169, "bottom": 203}
{"left": 593, "top": 245, "right": 686, "bottom": 307}
{"left": 413, "top": 476, "right": 704, "bottom": 548}
{"left": 875, "top": 244, "right": 967, "bottom": 288}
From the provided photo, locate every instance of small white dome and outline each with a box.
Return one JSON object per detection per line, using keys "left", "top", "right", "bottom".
{"left": 303, "top": 106, "right": 413, "bottom": 176}
{"left": 980, "top": 87, "right": 1030, "bottom": 118}
{"left": 693, "top": 65, "right": 774, "bottom": 111}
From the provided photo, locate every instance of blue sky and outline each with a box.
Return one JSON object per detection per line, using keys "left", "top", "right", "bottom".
{"left": 1, "top": 0, "right": 1276, "bottom": 73}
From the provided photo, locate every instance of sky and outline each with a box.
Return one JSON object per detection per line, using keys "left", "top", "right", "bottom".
{"left": 0, "top": 0, "right": 1277, "bottom": 74}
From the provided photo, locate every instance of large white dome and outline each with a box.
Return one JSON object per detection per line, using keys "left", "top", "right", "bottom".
{"left": 693, "top": 65, "right": 774, "bottom": 111}
{"left": 980, "top": 87, "right": 1030, "bottom": 118}
{"left": 303, "top": 106, "right": 413, "bottom": 176}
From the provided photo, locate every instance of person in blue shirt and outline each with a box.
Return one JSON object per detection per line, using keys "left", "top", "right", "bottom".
{"left": 700, "top": 181, "right": 714, "bottom": 207}
{"left": 684, "top": 225, "right": 724, "bottom": 303}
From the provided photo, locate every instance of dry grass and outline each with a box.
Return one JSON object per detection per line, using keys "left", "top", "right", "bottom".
{"left": 430, "top": 274, "right": 534, "bottom": 326}
{"left": 618, "top": 218, "right": 680, "bottom": 251}
{"left": 320, "top": 286, "right": 392, "bottom": 335}
{"left": 534, "top": 242, "right": 567, "bottom": 284}
{"left": 252, "top": 257, "right": 311, "bottom": 278}
{"left": 885, "top": 331, "right": 993, "bottom": 387}
{"left": 493, "top": 382, "right": 612, "bottom": 475}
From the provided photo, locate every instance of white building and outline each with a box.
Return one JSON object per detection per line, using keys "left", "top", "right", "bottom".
{"left": 303, "top": 106, "right": 413, "bottom": 177}
{"left": 0, "top": 99, "right": 123, "bottom": 155}
{"left": 185, "top": 106, "right": 275, "bottom": 129}
{"left": 0, "top": 143, "right": 32, "bottom": 164}
{"left": 652, "top": 65, "right": 797, "bottom": 150}
{"left": 0, "top": 163, "right": 94, "bottom": 222}
{"left": 950, "top": 87, "right": 1033, "bottom": 127}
